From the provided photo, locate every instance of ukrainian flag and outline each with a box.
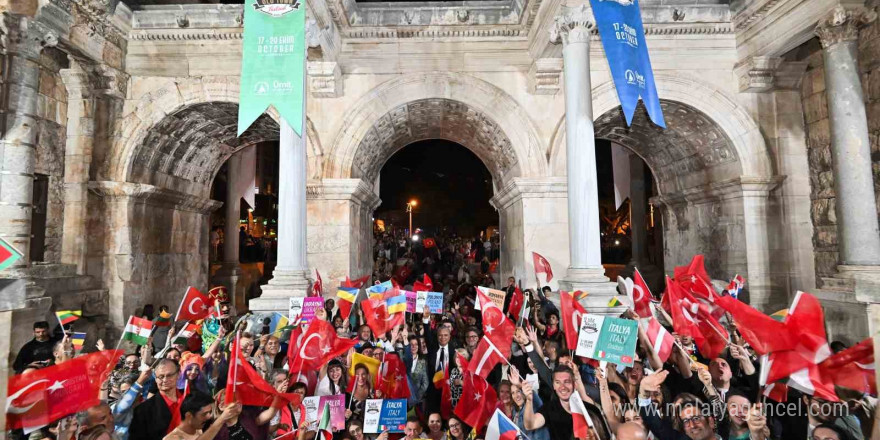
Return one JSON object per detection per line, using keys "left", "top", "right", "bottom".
{"left": 367, "top": 280, "right": 393, "bottom": 300}
{"left": 337, "top": 287, "right": 358, "bottom": 303}
{"left": 269, "top": 312, "right": 289, "bottom": 334}
{"left": 385, "top": 292, "right": 407, "bottom": 314}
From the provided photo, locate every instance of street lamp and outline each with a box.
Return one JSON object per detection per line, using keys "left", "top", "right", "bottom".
{"left": 406, "top": 200, "right": 418, "bottom": 246}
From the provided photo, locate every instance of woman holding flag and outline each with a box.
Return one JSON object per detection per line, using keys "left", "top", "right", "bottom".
{"left": 345, "top": 363, "right": 375, "bottom": 423}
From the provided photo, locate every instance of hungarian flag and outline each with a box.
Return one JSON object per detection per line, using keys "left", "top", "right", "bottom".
{"left": 175, "top": 286, "right": 212, "bottom": 321}
{"left": 55, "top": 310, "right": 81, "bottom": 326}
{"left": 287, "top": 319, "right": 357, "bottom": 373}
{"left": 507, "top": 287, "right": 524, "bottom": 322}
{"left": 423, "top": 238, "right": 436, "bottom": 249}
{"left": 6, "top": 349, "right": 123, "bottom": 431}
{"left": 666, "top": 277, "right": 728, "bottom": 359}
{"left": 532, "top": 252, "right": 553, "bottom": 282}
{"left": 172, "top": 322, "right": 199, "bottom": 345}
{"left": 154, "top": 310, "right": 173, "bottom": 327}
{"left": 715, "top": 294, "right": 794, "bottom": 355}
{"left": 820, "top": 338, "right": 875, "bottom": 395}
{"left": 629, "top": 268, "right": 654, "bottom": 318}
{"left": 454, "top": 371, "right": 497, "bottom": 431}
{"left": 644, "top": 317, "right": 675, "bottom": 363}
{"left": 361, "top": 298, "right": 402, "bottom": 339}
{"left": 122, "top": 316, "right": 153, "bottom": 346}
{"left": 560, "top": 290, "right": 586, "bottom": 351}
{"left": 377, "top": 353, "right": 410, "bottom": 399}
{"left": 335, "top": 287, "right": 358, "bottom": 320}
{"left": 312, "top": 270, "right": 324, "bottom": 297}
{"left": 342, "top": 275, "right": 370, "bottom": 289}
{"left": 413, "top": 274, "right": 433, "bottom": 293}
{"left": 569, "top": 389, "right": 595, "bottom": 439}
{"left": 226, "top": 336, "right": 302, "bottom": 408}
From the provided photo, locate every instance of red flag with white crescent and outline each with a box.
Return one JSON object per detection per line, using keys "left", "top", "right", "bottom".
{"left": 476, "top": 288, "right": 514, "bottom": 360}
{"left": 288, "top": 319, "right": 357, "bottom": 373}
{"left": 6, "top": 349, "right": 123, "bottom": 431}
{"left": 227, "top": 336, "right": 302, "bottom": 408}
{"left": 454, "top": 371, "right": 497, "bottom": 431}
{"left": 532, "top": 252, "right": 553, "bottom": 282}
{"left": 630, "top": 268, "right": 654, "bottom": 318}
{"left": 175, "top": 286, "right": 213, "bottom": 321}
{"left": 560, "top": 290, "right": 586, "bottom": 351}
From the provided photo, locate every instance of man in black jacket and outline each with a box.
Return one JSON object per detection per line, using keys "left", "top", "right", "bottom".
{"left": 130, "top": 359, "right": 180, "bottom": 440}
{"left": 13, "top": 321, "right": 57, "bottom": 373}
{"left": 421, "top": 306, "right": 458, "bottom": 414}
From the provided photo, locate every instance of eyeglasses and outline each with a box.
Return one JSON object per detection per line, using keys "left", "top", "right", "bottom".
{"left": 155, "top": 373, "right": 177, "bottom": 382}
{"left": 448, "top": 423, "right": 461, "bottom": 429}
{"left": 681, "top": 415, "right": 706, "bottom": 427}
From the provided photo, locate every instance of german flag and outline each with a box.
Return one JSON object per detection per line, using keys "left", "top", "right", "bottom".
{"left": 56, "top": 310, "right": 82, "bottom": 326}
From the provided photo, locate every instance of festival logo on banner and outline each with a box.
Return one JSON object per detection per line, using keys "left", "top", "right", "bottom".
{"left": 238, "top": 0, "right": 306, "bottom": 135}
{"left": 590, "top": 0, "right": 665, "bottom": 127}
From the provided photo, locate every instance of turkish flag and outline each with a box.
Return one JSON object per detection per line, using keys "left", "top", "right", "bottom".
{"left": 6, "top": 349, "right": 123, "bottom": 430}
{"left": 175, "top": 286, "right": 212, "bottom": 321}
{"left": 454, "top": 372, "right": 498, "bottom": 431}
{"left": 469, "top": 338, "right": 507, "bottom": 378}
{"left": 394, "top": 265, "right": 412, "bottom": 285}
{"left": 715, "top": 294, "right": 794, "bottom": 356}
{"left": 413, "top": 274, "right": 433, "bottom": 293}
{"left": 667, "top": 277, "right": 728, "bottom": 359}
{"left": 507, "top": 287, "right": 524, "bottom": 322}
{"left": 377, "top": 353, "right": 410, "bottom": 399}
{"left": 423, "top": 238, "right": 436, "bottom": 249}
{"left": 227, "top": 336, "right": 302, "bottom": 408}
{"left": 560, "top": 290, "right": 586, "bottom": 351}
{"left": 288, "top": 319, "right": 357, "bottom": 373}
{"left": 630, "top": 268, "right": 654, "bottom": 318}
{"left": 343, "top": 275, "right": 370, "bottom": 288}
{"left": 532, "top": 252, "right": 553, "bottom": 282}
{"left": 673, "top": 255, "right": 722, "bottom": 316}
{"left": 312, "top": 270, "right": 324, "bottom": 297}
{"left": 820, "top": 338, "right": 876, "bottom": 395}
{"left": 361, "top": 298, "right": 402, "bottom": 339}
{"left": 477, "top": 289, "right": 514, "bottom": 359}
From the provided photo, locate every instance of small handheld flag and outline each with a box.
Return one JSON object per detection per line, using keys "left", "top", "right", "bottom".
{"left": 154, "top": 310, "right": 173, "bottom": 327}
{"left": 173, "top": 322, "right": 199, "bottom": 345}
{"left": 607, "top": 296, "right": 622, "bottom": 307}
{"left": 123, "top": 316, "right": 153, "bottom": 346}
{"left": 70, "top": 332, "right": 86, "bottom": 351}
{"left": 56, "top": 310, "right": 82, "bottom": 326}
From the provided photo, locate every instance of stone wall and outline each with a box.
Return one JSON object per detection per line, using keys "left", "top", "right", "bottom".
{"left": 33, "top": 48, "right": 69, "bottom": 263}
{"left": 799, "top": 25, "right": 880, "bottom": 282}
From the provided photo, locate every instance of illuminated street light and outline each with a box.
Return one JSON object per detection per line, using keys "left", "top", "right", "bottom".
{"left": 412, "top": 234, "right": 420, "bottom": 241}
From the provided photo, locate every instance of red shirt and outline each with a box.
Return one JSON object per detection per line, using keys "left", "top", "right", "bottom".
{"left": 161, "top": 392, "right": 182, "bottom": 434}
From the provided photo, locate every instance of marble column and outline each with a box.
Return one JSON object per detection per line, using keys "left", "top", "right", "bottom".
{"left": 552, "top": 4, "right": 618, "bottom": 307}
{"left": 0, "top": 17, "right": 57, "bottom": 269}
{"left": 253, "top": 117, "right": 310, "bottom": 311}
{"left": 629, "top": 155, "right": 647, "bottom": 266}
{"left": 816, "top": 6, "right": 880, "bottom": 268}
{"left": 214, "top": 151, "right": 243, "bottom": 307}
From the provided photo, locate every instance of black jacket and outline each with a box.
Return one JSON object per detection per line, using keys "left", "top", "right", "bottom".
{"left": 129, "top": 393, "right": 172, "bottom": 440}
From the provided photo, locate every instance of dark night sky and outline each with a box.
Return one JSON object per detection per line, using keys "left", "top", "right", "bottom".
{"left": 376, "top": 140, "right": 496, "bottom": 237}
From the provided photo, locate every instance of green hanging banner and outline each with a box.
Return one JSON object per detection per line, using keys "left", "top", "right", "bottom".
{"left": 238, "top": 0, "right": 306, "bottom": 137}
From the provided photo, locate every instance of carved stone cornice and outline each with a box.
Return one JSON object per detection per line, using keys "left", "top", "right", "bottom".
{"left": 528, "top": 57, "right": 562, "bottom": 95}
{"left": 550, "top": 4, "right": 594, "bottom": 46}
{"left": 88, "top": 181, "right": 222, "bottom": 214}
{"left": 735, "top": 56, "right": 808, "bottom": 92}
{"left": 816, "top": 5, "right": 877, "bottom": 49}
{"left": 307, "top": 61, "right": 343, "bottom": 98}
{"left": 733, "top": 0, "right": 783, "bottom": 32}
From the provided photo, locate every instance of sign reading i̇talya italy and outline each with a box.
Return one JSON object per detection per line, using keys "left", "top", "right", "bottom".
{"left": 238, "top": 0, "right": 306, "bottom": 136}
{"left": 575, "top": 313, "right": 639, "bottom": 367}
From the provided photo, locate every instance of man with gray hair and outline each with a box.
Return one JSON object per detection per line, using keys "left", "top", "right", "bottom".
{"left": 76, "top": 402, "right": 115, "bottom": 440}
{"left": 130, "top": 359, "right": 181, "bottom": 440}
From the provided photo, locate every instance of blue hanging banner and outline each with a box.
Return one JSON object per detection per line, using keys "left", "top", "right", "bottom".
{"left": 590, "top": 0, "right": 665, "bottom": 128}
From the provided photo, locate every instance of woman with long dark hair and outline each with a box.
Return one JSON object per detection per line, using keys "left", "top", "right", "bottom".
{"left": 316, "top": 359, "right": 347, "bottom": 396}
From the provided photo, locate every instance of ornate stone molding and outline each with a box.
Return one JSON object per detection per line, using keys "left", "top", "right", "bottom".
{"left": 733, "top": 0, "right": 783, "bottom": 32}
{"left": 1, "top": 15, "right": 59, "bottom": 59}
{"left": 88, "top": 181, "right": 222, "bottom": 214}
{"left": 650, "top": 176, "right": 784, "bottom": 207}
{"left": 528, "top": 58, "right": 562, "bottom": 95}
{"left": 489, "top": 177, "right": 567, "bottom": 211}
{"left": 735, "top": 57, "right": 807, "bottom": 93}
{"left": 550, "top": 4, "right": 594, "bottom": 46}
{"left": 816, "top": 5, "right": 877, "bottom": 49}
{"left": 306, "top": 179, "right": 381, "bottom": 210}
{"left": 307, "top": 61, "right": 343, "bottom": 98}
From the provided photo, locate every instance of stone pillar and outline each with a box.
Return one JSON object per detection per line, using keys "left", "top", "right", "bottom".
{"left": 816, "top": 6, "right": 880, "bottom": 268}
{"left": 551, "top": 4, "right": 618, "bottom": 308}
{"left": 0, "top": 16, "right": 57, "bottom": 269}
{"left": 214, "top": 151, "right": 243, "bottom": 307}
{"left": 253, "top": 118, "right": 310, "bottom": 312}
{"left": 629, "top": 155, "right": 647, "bottom": 266}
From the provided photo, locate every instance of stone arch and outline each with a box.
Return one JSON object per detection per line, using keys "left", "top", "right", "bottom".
{"left": 326, "top": 72, "right": 547, "bottom": 185}
{"left": 109, "top": 77, "right": 321, "bottom": 196}
{"left": 548, "top": 73, "right": 772, "bottom": 193}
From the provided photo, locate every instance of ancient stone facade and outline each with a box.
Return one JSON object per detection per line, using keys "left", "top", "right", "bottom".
{"left": 3, "top": 1, "right": 880, "bottom": 390}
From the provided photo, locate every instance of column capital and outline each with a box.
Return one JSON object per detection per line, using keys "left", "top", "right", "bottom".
{"left": 550, "top": 4, "right": 595, "bottom": 46}
{"left": 815, "top": 5, "right": 877, "bottom": 49}
{"left": 1, "top": 15, "right": 59, "bottom": 60}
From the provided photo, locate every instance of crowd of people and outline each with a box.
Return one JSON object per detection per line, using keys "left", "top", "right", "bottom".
{"left": 8, "top": 254, "right": 877, "bottom": 440}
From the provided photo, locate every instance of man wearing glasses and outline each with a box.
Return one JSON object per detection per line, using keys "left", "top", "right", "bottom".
{"left": 130, "top": 359, "right": 181, "bottom": 440}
